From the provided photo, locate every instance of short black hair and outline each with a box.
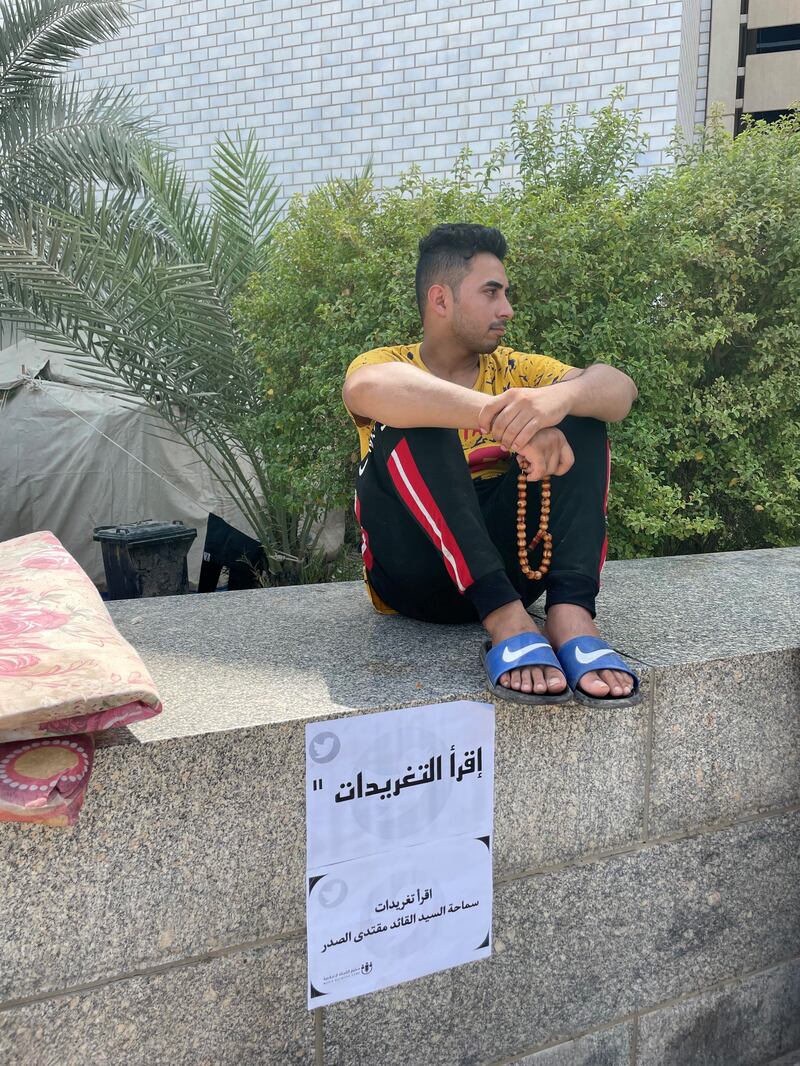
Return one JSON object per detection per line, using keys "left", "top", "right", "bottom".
{"left": 415, "top": 223, "right": 507, "bottom": 320}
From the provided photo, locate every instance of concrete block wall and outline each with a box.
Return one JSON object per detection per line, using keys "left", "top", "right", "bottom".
{"left": 74, "top": 0, "right": 706, "bottom": 202}
{"left": 1, "top": 548, "right": 798, "bottom": 1064}
{"left": 695, "top": 0, "right": 712, "bottom": 127}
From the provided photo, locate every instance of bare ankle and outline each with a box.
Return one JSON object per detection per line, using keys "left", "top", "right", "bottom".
{"left": 546, "top": 603, "right": 593, "bottom": 623}
{"left": 483, "top": 599, "right": 535, "bottom": 641}
{"left": 544, "top": 603, "right": 599, "bottom": 647}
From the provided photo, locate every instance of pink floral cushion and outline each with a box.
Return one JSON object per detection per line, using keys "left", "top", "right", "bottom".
{"left": 0, "top": 734, "right": 94, "bottom": 826}
{"left": 0, "top": 531, "right": 162, "bottom": 741}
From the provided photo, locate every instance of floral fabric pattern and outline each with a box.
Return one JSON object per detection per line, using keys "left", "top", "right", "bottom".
{"left": 0, "top": 531, "right": 162, "bottom": 739}
{"left": 0, "top": 734, "right": 94, "bottom": 826}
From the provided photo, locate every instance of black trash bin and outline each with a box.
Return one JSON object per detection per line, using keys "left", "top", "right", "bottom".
{"left": 93, "top": 520, "right": 197, "bottom": 600}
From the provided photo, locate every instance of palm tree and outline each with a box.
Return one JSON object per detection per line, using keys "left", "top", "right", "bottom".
{"left": 0, "top": 0, "right": 325, "bottom": 581}
{"left": 0, "top": 0, "right": 156, "bottom": 219}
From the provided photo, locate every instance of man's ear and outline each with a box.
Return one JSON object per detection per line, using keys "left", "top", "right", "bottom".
{"left": 426, "top": 283, "right": 451, "bottom": 319}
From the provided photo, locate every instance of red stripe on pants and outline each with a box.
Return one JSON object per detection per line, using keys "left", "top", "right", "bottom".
{"left": 598, "top": 438, "right": 611, "bottom": 575}
{"left": 387, "top": 438, "right": 474, "bottom": 594}
{"left": 354, "top": 494, "right": 374, "bottom": 571}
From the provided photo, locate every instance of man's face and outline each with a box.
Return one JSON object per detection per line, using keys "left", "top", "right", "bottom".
{"left": 449, "top": 252, "right": 514, "bottom": 353}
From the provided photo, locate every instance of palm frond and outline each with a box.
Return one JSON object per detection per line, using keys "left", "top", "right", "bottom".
{"left": 0, "top": 78, "right": 158, "bottom": 206}
{"left": 0, "top": 0, "right": 132, "bottom": 101}
{"left": 0, "top": 195, "right": 289, "bottom": 548}
{"left": 209, "top": 130, "right": 280, "bottom": 294}
{"left": 1, "top": 197, "right": 233, "bottom": 402}
{"left": 131, "top": 144, "right": 220, "bottom": 273}
{"left": 319, "top": 160, "right": 374, "bottom": 210}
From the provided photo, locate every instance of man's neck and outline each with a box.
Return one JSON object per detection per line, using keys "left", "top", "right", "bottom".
{"left": 419, "top": 336, "right": 481, "bottom": 388}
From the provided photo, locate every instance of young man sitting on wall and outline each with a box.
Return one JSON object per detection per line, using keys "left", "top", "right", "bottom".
{"left": 342, "top": 223, "right": 641, "bottom": 707}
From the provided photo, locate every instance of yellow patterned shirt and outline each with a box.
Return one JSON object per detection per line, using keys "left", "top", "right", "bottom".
{"left": 345, "top": 342, "right": 574, "bottom": 481}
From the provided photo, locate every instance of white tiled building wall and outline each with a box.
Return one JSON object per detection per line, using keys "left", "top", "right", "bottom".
{"left": 694, "top": 0, "right": 712, "bottom": 126}
{"left": 75, "top": 0, "right": 706, "bottom": 200}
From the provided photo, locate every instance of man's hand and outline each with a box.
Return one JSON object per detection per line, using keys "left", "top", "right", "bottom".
{"left": 516, "top": 427, "right": 574, "bottom": 481}
{"left": 478, "top": 386, "right": 571, "bottom": 453}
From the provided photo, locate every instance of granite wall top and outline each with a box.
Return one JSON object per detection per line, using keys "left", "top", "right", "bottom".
{"left": 106, "top": 547, "right": 800, "bottom": 744}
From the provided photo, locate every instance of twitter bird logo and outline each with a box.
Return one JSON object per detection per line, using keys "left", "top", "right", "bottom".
{"left": 309, "top": 731, "right": 341, "bottom": 764}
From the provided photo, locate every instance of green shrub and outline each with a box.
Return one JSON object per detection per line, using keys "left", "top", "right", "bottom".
{"left": 236, "top": 101, "right": 800, "bottom": 560}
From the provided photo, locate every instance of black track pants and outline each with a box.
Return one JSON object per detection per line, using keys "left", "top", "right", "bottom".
{"left": 354, "top": 415, "right": 610, "bottom": 624}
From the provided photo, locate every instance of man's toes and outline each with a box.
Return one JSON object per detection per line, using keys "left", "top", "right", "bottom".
{"left": 612, "top": 669, "right": 633, "bottom": 694}
{"left": 500, "top": 669, "right": 542, "bottom": 693}
{"left": 496, "top": 667, "right": 566, "bottom": 697}
{"left": 598, "top": 669, "right": 622, "bottom": 696}
{"left": 529, "top": 668, "right": 547, "bottom": 694}
{"left": 544, "top": 667, "right": 567, "bottom": 693}
{"left": 509, "top": 669, "right": 535, "bottom": 693}
{"left": 601, "top": 669, "right": 631, "bottom": 695}
{"left": 580, "top": 671, "right": 610, "bottom": 696}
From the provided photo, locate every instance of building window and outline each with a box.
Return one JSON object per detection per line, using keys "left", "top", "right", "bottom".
{"left": 744, "top": 109, "right": 793, "bottom": 122}
{"left": 748, "top": 23, "right": 800, "bottom": 54}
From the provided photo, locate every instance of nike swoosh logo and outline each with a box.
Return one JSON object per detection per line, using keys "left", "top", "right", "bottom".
{"left": 501, "top": 641, "right": 549, "bottom": 664}
{"left": 575, "top": 646, "right": 612, "bottom": 665}
{"left": 358, "top": 457, "right": 369, "bottom": 476}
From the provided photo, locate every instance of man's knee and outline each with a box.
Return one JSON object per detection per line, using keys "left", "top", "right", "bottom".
{"left": 558, "top": 414, "right": 608, "bottom": 447}
{"left": 373, "top": 423, "right": 463, "bottom": 454}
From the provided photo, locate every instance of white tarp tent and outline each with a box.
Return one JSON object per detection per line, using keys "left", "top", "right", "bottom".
{"left": 0, "top": 338, "right": 260, "bottom": 586}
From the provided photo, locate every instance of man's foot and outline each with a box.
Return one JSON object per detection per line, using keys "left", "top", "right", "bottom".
{"left": 483, "top": 600, "right": 567, "bottom": 696}
{"left": 544, "top": 603, "right": 634, "bottom": 699}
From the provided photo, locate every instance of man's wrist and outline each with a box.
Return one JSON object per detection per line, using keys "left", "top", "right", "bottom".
{"left": 551, "top": 377, "right": 579, "bottom": 417}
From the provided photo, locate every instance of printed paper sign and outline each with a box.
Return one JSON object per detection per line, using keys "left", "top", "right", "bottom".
{"left": 305, "top": 700, "right": 494, "bottom": 1007}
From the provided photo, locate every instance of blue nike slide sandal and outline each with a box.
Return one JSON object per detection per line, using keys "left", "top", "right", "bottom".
{"left": 481, "top": 632, "right": 571, "bottom": 706}
{"left": 555, "top": 636, "right": 642, "bottom": 707}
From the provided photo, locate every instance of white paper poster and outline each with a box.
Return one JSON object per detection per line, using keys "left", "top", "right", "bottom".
{"left": 305, "top": 700, "right": 494, "bottom": 1008}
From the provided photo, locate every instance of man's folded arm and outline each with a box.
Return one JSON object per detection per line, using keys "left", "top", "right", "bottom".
{"left": 557, "top": 364, "right": 638, "bottom": 422}
{"left": 342, "top": 362, "right": 485, "bottom": 430}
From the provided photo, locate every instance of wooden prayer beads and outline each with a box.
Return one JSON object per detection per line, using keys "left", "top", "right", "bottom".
{"left": 517, "top": 458, "right": 552, "bottom": 581}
